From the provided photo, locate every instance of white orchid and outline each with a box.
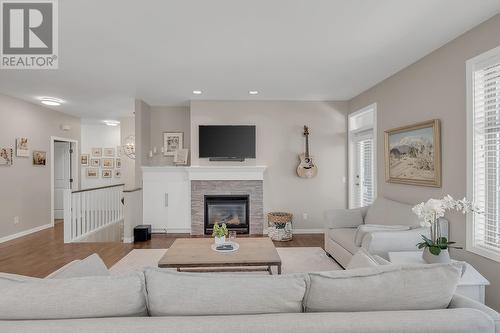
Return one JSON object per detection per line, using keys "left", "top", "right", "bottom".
{"left": 413, "top": 195, "right": 480, "bottom": 256}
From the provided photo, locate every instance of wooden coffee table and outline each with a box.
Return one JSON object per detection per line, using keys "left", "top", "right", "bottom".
{"left": 158, "top": 238, "right": 282, "bottom": 274}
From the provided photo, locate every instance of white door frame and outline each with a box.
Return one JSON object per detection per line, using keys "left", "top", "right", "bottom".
{"left": 347, "top": 104, "right": 377, "bottom": 208}
{"left": 50, "top": 136, "right": 79, "bottom": 227}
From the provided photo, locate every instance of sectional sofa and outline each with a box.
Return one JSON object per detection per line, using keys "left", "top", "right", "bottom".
{"left": 324, "top": 197, "right": 447, "bottom": 267}
{"left": 0, "top": 255, "right": 498, "bottom": 333}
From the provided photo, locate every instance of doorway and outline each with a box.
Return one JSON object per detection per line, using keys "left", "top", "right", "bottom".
{"left": 54, "top": 141, "right": 72, "bottom": 221}
{"left": 348, "top": 104, "right": 377, "bottom": 209}
{"left": 50, "top": 137, "right": 79, "bottom": 226}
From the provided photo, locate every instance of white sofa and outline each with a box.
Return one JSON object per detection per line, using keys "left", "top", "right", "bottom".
{"left": 324, "top": 197, "right": 448, "bottom": 267}
{"left": 0, "top": 258, "right": 498, "bottom": 333}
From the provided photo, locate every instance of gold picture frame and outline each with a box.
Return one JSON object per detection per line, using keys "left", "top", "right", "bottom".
{"left": 384, "top": 119, "right": 441, "bottom": 187}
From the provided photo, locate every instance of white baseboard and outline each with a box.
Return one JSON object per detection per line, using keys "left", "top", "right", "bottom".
{"left": 152, "top": 228, "right": 191, "bottom": 234}
{"left": 292, "top": 228, "right": 325, "bottom": 234}
{"left": 123, "top": 236, "right": 134, "bottom": 243}
{"left": 0, "top": 223, "right": 53, "bottom": 244}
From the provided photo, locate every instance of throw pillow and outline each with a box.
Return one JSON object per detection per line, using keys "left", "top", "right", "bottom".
{"left": 47, "top": 253, "right": 109, "bottom": 279}
{"left": 325, "top": 208, "right": 364, "bottom": 229}
{"left": 354, "top": 224, "right": 410, "bottom": 246}
{"left": 305, "top": 263, "right": 462, "bottom": 312}
{"left": 346, "top": 249, "right": 380, "bottom": 269}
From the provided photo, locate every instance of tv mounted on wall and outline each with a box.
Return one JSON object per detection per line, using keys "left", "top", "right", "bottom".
{"left": 199, "top": 125, "right": 256, "bottom": 161}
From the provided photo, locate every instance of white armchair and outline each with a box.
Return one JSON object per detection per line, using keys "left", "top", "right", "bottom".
{"left": 324, "top": 197, "right": 448, "bottom": 268}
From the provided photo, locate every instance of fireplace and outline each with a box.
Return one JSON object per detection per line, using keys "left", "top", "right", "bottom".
{"left": 204, "top": 195, "right": 250, "bottom": 235}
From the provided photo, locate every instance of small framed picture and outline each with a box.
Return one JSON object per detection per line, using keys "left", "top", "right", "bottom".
{"left": 90, "top": 158, "right": 100, "bottom": 167}
{"left": 102, "top": 158, "right": 114, "bottom": 168}
{"left": 86, "top": 168, "right": 98, "bottom": 178}
{"left": 0, "top": 147, "right": 13, "bottom": 166}
{"left": 16, "top": 137, "right": 29, "bottom": 157}
{"left": 33, "top": 151, "right": 46, "bottom": 166}
{"left": 115, "top": 158, "right": 121, "bottom": 168}
{"left": 163, "top": 132, "right": 183, "bottom": 156}
{"left": 102, "top": 169, "right": 112, "bottom": 178}
{"left": 91, "top": 148, "right": 102, "bottom": 157}
{"left": 80, "top": 154, "right": 89, "bottom": 166}
{"left": 103, "top": 148, "right": 115, "bottom": 157}
{"left": 174, "top": 148, "right": 189, "bottom": 165}
{"left": 114, "top": 170, "right": 121, "bottom": 178}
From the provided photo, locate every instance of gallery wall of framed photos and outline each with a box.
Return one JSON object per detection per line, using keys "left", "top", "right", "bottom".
{"left": 80, "top": 123, "right": 122, "bottom": 188}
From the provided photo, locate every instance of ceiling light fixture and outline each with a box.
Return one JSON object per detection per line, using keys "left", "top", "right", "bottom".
{"left": 193, "top": 90, "right": 202, "bottom": 95}
{"left": 103, "top": 120, "right": 120, "bottom": 127}
{"left": 249, "top": 91, "right": 259, "bottom": 95}
{"left": 39, "top": 97, "right": 64, "bottom": 106}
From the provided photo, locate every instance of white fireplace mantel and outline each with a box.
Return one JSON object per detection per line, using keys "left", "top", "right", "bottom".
{"left": 187, "top": 165, "right": 267, "bottom": 181}
{"left": 141, "top": 165, "right": 267, "bottom": 233}
{"left": 141, "top": 165, "right": 267, "bottom": 181}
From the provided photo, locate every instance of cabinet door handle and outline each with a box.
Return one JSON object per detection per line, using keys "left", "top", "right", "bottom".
{"left": 165, "top": 193, "right": 169, "bottom": 207}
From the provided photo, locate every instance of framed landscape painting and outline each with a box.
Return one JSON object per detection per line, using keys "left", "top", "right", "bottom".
{"left": 384, "top": 119, "right": 441, "bottom": 187}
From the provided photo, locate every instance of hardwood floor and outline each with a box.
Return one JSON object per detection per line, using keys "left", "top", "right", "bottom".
{"left": 0, "top": 223, "right": 324, "bottom": 278}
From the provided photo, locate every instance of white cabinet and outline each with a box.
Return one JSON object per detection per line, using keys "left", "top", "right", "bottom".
{"left": 142, "top": 167, "right": 191, "bottom": 233}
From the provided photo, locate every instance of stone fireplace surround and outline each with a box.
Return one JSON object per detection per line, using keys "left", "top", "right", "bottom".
{"left": 192, "top": 180, "right": 263, "bottom": 235}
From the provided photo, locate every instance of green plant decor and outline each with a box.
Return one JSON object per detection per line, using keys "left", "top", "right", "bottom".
{"left": 212, "top": 223, "right": 228, "bottom": 238}
{"left": 417, "top": 235, "right": 461, "bottom": 255}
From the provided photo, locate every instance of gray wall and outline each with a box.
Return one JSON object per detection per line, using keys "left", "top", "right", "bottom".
{"left": 134, "top": 99, "right": 151, "bottom": 186}
{"left": 149, "top": 106, "right": 190, "bottom": 166}
{"left": 119, "top": 116, "right": 136, "bottom": 189}
{"left": 349, "top": 13, "right": 500, "bottom": 310}
{"left": 0, "top": 93, "right": 80, "bottom": 239}
{"left": 190, "top": 101, "right": 348, "bottom": 230}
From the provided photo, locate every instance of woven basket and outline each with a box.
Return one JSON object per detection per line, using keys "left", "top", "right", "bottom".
{"left": 268, "top": 212, "right": 293, "bottom": 241}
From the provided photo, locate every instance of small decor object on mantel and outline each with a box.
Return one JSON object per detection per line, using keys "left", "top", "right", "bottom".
{"left": 212, "top": 222, "right": 228, "bottom": 246}
{"left": 163, "top": 132, "right": 183, "bottom": 156}
{"left": 267, "top": 212, "right": 293, "bottom": 241}
{"left": 413, "top": 195, "right": 480, "bottom": 264}
{"left": 297, "top": 125, "right": 318, "bottom": 178}
{"left": 173, "top": 148, "right": 189, "bottom": 165}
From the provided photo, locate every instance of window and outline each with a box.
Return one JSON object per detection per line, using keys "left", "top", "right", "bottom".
{"left": 349, "top": 104, "right": 377, "bottom": 208}
{"left": 467, "top": 46, "right": 500, "bottom": 263}
{"left": 353, "top": 130, "right": 375, "bottom": 207}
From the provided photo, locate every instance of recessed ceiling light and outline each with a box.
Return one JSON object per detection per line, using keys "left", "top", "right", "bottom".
{"left": 103, "top": 120, "right": 120, "bottom": 127}
{"left": 249, "top": 91, "right": 259, "bottom": 95}
{"left": 193, "top": 90, "right": 202, "bottom": 95}
{"left": 39, "top": 97, "right": 64, "bottom": 106}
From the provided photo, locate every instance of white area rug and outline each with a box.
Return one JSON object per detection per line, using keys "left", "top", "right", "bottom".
{"left": 110, "top": 247, "right": 341, "bottom": 275}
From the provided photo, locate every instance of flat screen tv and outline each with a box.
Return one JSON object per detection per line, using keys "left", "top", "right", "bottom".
{"left": 199, "top": 125, "right": 256, "bottom": 160}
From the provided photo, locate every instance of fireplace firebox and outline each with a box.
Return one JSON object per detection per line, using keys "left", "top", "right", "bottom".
{"left": 204, "top": 195, "right": 250, "bottom": 235}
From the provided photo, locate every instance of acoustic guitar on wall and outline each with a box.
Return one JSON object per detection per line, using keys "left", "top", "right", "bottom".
{"left": 297, "top": 125, "right": 318, "bottom": 178}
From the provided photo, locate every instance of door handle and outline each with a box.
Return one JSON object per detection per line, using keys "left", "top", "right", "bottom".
{"left": 165, "top": 193, "right": 169, "bottom": 207}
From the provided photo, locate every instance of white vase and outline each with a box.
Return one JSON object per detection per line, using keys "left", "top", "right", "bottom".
{"left": 422, "top": 248, "right": 451, "bottom": 264}
{"left": 214, "top": 235, "right": 226, "bottom": 246}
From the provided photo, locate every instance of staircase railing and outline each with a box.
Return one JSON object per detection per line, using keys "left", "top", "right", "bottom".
{"left": 63, "top": 184, "right": 124, "bottom": 243}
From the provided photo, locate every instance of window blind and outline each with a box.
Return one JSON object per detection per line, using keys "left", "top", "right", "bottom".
{"left": 354, "top": 133, "right": 374, "bottom": 208}
{"left": 472, "top": 59, "right": 500, "bottom": 256}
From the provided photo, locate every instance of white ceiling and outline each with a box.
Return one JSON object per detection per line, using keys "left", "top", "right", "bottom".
{"left": 1, "top": 0, "right": 500, "bottom": 119}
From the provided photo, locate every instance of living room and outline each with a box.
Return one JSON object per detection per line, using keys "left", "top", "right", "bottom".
{"left": 1, "top": 1, "right": 500, "bottom": 332}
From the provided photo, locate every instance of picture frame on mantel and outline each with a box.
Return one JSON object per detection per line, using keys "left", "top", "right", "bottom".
{"left": 163, "top": 132, "right": 183, "bottom": 156}
{"left": 384, "top": 119, "right": 441, "bottom": 187}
